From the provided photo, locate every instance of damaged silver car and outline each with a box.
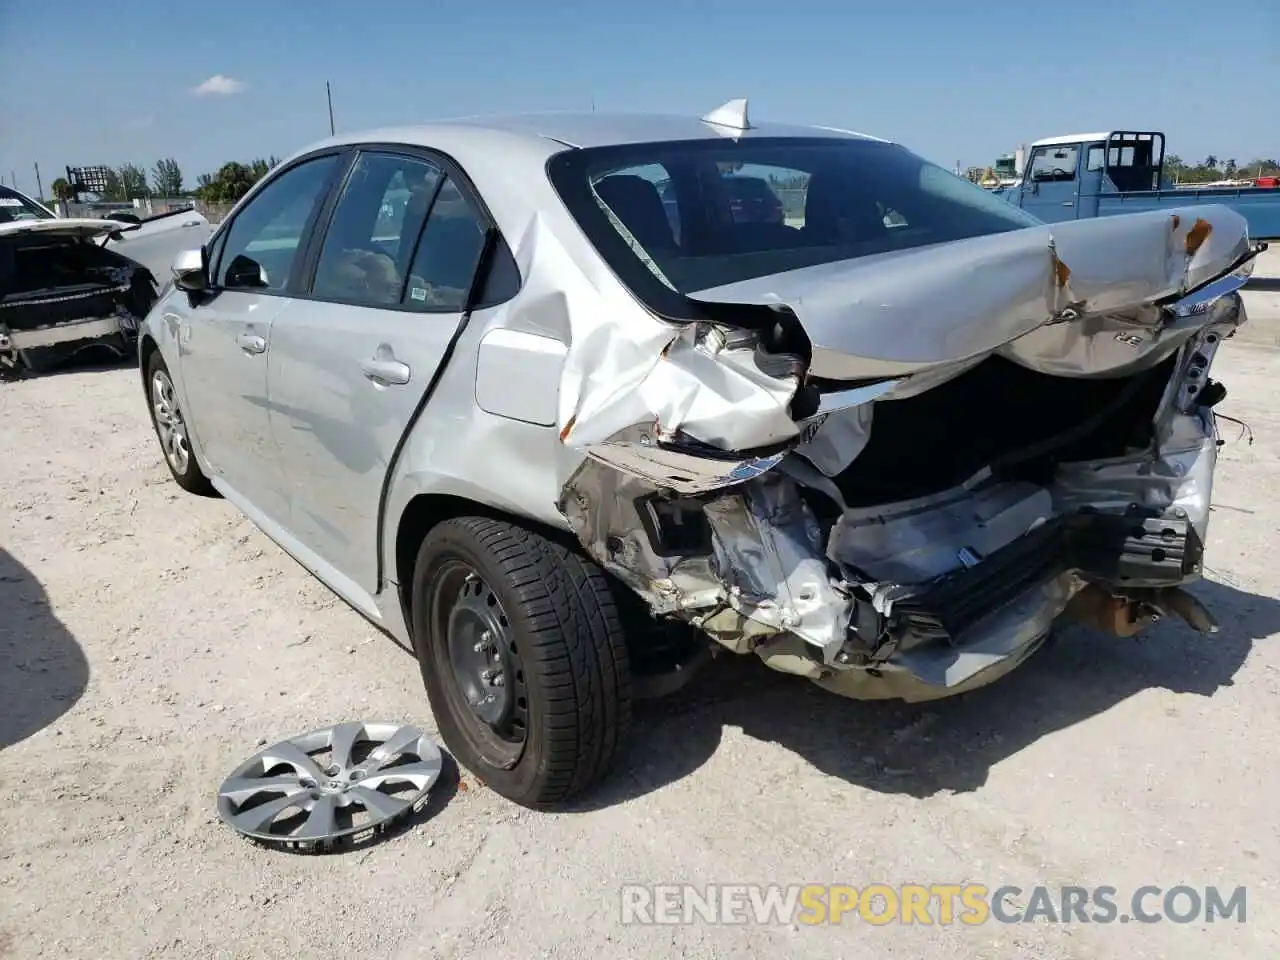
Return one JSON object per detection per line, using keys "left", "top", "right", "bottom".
{"left": 139, "top": 101, "right": 1262, "bottom": 807}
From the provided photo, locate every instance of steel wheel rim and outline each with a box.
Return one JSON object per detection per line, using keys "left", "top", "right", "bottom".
{"left": 151, "top": 369, "right": 190, "bottom": 474}
{"left": 430, "top": 561, "right": 529, "bottom": 761}
{"left": 216, "top": 722, "right": 442, "bottom": 850}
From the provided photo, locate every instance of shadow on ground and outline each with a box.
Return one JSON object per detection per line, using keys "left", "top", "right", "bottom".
{"left": 572, "top": 576, "right": 1275, "bottom": 810}
{"left": 0, "top": 548, "right": 89, "bottom": 749}
{"left": 0, "top": 345, "right": 134, "bottom": 382}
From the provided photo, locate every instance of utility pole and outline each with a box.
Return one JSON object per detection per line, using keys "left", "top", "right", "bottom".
{"left": 326, "top": 81, "right": 335, "bottom": 136}
{"left": 34, "top": 162, "right": 43, "bottom": 200}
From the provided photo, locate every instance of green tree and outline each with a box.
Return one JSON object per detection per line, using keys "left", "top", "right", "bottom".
{"left": 100, "top": 168, "right": 125, "bottom": 202}
{"left": 1242, "top": 158, "right": 1280, "bottom": 178}
{"left": 117, "top": 163, "right": 149, "bottom": 199}
{"left": 197, "top": 162, "right": 257, "bottom": 203}
{"left": 151, "top": 157, "right": 183, "bottom": 197}
{"left": 50, "top": 177, "right": 74, "bottom": 201}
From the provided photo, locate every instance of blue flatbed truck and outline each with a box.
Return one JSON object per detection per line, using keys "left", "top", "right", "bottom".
{"left": 992, "top": 130, "right": 1280, "bottom": 239}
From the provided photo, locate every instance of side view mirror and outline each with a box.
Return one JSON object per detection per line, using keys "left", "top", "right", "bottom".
{"left": 172, "top": 247, "right": 209, "bottom": 292}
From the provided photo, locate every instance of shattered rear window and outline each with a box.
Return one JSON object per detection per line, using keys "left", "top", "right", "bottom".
{"left": 547, "top": 137, "right": 1042, "bottom": 297}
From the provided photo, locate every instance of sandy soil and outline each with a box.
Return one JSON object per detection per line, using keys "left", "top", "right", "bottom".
{"left": 2, "top": 291, "right": 1278, "bottom": 959}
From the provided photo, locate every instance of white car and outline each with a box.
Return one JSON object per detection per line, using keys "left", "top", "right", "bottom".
{"left": 140, "top": 99, "right": 1259, "bottom": 811}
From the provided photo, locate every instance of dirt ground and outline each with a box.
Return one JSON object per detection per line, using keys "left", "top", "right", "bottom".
{"left": 2, "top": 279, "right": 1279, "bottom": 959}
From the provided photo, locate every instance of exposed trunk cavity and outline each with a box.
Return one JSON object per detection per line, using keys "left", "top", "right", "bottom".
{"left": 1, "top": 235, "right": 158, "bottom": 369}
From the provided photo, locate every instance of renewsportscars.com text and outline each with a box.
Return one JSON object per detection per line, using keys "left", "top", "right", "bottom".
{"left": 619, "top": 883, "right": 1248, "bottom": 926}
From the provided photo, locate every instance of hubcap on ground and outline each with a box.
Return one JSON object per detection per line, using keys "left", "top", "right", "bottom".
{"left": 432, "top": 562, "right": 528, "bottom": 750}
{"left": 151, "top": 369, "right": 190, "bottom": 474}
{"left": 216, "top": 722, "right": 442, "bottom": 850}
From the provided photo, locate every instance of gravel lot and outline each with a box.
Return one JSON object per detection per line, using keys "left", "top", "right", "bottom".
{"left": 2, "top": 270, "right": 1278, "bottom": 959}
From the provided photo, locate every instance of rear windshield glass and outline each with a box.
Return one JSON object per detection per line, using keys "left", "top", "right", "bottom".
{"left": 547, "top": 137, "right": 1042, "bottom": 297}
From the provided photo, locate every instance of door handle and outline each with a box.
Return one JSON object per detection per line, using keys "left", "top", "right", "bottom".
{"left": 236, "top": 331, "right": 266, "bottom": 354}
{"left": 359, "top": 354, "right": 411, "bottom": 386}
{"left": 1062, "top": 201, "right": 1074, "bottom": 206}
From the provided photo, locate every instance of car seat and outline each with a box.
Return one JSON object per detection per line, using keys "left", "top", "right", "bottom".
{"left": 594, "top": 175, "right": 677, "bottom": 253}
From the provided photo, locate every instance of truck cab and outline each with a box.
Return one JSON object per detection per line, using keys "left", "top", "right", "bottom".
{"left": 1017, "top": 130, "right": 1165, "bottom": 222}
{"left": 1002, "top": 129, "right": 1280, "bottom": 238}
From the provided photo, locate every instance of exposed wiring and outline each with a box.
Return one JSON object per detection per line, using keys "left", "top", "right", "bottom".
{"left": 1214, "top": 412, "right": 1253, "bottom": 446}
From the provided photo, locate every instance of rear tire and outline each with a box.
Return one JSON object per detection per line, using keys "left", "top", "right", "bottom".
{"left": 145, "top": 351, "right": 215, "bottom": 496}
{"left": 411, "top": 516, "right": 632, "bottom": 808}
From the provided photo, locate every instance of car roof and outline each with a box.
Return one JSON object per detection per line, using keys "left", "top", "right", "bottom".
{"left": 296, "top": 110, "right": 890, "bottom": 161}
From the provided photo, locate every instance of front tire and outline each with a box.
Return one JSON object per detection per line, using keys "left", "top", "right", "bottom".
{"left": 145, "top": 351, "right": 215, "bottom": 496}
{"left": 411, "top": 516, "right": 632, "bottom": 808}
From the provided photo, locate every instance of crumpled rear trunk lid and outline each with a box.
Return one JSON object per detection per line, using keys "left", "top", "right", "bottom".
{"left": 687, "top": 204, "right": 1253, "bottom": 382}
{"left": 561, "top": 205, "right": 1259, "bottom": 495}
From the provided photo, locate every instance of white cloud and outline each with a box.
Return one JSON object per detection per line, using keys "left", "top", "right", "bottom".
{"left": 192, "top": 74, "right": 248, "bottom": 96}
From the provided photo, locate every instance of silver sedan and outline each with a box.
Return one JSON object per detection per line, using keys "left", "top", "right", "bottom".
{"left": 139, "top": 99, "right": 1261, "bottom": 807}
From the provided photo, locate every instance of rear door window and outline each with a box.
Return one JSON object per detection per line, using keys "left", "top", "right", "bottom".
{"left": 310, "top": 152, "right": 444, "bottom": 307}
{"left": 401, "top": 177, "right": 488, "bottom": 311}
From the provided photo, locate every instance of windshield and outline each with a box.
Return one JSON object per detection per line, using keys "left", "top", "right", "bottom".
{"left": 0, "top": 186, "right": 56, "bottom": 223}
{"left": 547, "top": 137, "right": 1043, "bottom": 297}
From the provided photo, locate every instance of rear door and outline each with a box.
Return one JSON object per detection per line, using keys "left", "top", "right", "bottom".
{"left": 264, "top": 147, "right": 498, "bottom": 602}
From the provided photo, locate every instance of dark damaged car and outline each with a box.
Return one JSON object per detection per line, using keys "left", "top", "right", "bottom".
{"left": 139, "top": 102, "right": 1264, "bottom": 810}
{"left": 0, "top": 185, "right": 207, "bottom": 375}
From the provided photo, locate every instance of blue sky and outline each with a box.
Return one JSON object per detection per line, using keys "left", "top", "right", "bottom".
{"left": 1, "top": 0, "right": 1276, "bottom": 197}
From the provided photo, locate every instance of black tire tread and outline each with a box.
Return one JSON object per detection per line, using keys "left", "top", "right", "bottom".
{"left": 421, "top": 516, "right": 632, "bottom": 805}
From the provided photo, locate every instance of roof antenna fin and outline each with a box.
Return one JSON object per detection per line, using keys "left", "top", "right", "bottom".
{"left": 700, "top": 98, "right": 752, "bottom": 133}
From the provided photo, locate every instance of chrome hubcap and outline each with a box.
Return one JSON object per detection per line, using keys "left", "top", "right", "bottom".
{"left": 151, "top": 369, "right": 190, "bottom": 474}
{"left": 216, "top": 722, "right": 442, "bottom": 849}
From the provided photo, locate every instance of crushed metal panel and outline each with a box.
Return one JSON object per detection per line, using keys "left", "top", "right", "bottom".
{"left": 828, "top": 480, "right": 1055, "bottom": 585}
{"left": 684, "top": 204, "right": 1252, "bottom": 382}
{"left": 580, "top": 433, "right": 786, "bottom": 496}
{"left": 703, "top": 475, "right": 853, "bottom": 658}
{"left": 559, "top": 320, "right": 803, "bottom": 458}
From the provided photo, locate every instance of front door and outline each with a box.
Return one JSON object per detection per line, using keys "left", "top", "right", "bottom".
{"left": 1018, "top": 142, "right": 1082, "bottom": 223}
{"left": 265, "top": 150, "right": 496, "bottom": 601}
{"left": 178, "top": 153, "right": 343, "bottom": 522}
